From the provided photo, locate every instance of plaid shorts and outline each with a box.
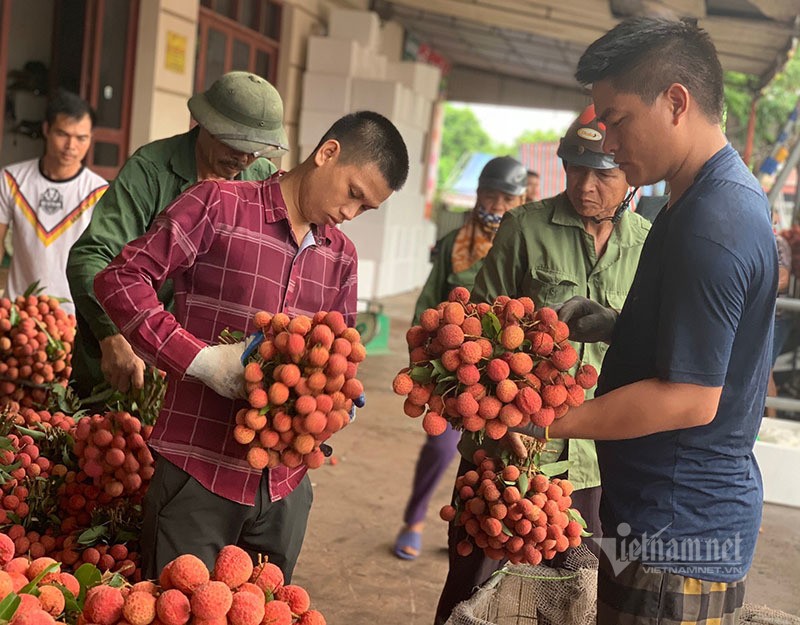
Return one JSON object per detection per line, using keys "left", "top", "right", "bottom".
{"left": 597, "top": 555, "right": 746, "bottom": 625}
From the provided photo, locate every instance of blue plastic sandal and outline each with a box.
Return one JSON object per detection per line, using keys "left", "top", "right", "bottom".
{"left": 393, "top": 529, "right": 422, "bottom": 560}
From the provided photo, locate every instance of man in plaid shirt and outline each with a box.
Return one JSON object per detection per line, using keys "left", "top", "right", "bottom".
{"left": 94, "top": 111, "right": 409, "bottom": 580}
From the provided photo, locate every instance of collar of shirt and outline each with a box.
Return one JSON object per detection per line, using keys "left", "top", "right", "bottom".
{"left": 171, "top": 126, "right": 201, "bottom": 192}
{"left": 261, "top": 173, "right": 333, "bottom": 247}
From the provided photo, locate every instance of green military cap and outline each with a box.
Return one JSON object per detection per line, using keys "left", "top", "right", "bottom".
{"left": 188, "top": 71, "right": 288, "bottom": 158}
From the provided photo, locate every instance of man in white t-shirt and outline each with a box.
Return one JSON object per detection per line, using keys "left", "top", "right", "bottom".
{"left": 0, "top": 90, "right": 107, "bottom": 313}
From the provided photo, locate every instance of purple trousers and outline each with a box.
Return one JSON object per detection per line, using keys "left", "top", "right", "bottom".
{"left": 403, "top": 423, "right": 462, "bottom": 526}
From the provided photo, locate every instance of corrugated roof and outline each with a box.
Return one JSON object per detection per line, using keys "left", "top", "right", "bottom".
{"left": 375, "top": 0, "right": 799, "bottom": 108}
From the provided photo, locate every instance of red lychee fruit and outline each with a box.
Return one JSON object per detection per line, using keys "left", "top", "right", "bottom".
{"left": 251, "top": 561, "right": 284, "bottom": 595}
{"left": 500, "top": 325, "right": 524, "bottom": 350}
{"left": 227, "top": 589, "right": 265, "bottom": 625}
{"left": 486, "top": 359, "right": 510, "bottom": 383}
{"left": 550, "top": 344, "right": 578, "bottom": 371}
{"left": 84, "top": 585, "right": 125, "bottom": 625}
{"left": 213, "top": 545, "right": 254, "bottom": 589}
{"left": 461, "top": 316, "right": 482, "bottom": 337}
{"left": 498, "top": 404, "right": 523, "bottom": 427}
{"left": 443, "top": 302, "right": 466, "bottom": 326}
{"left": 169, "top": 553, "right": 210, "bottom": 594}
{"left": 437, "top": 324, "right": 465, "bottom": 349}
{"left": 459, "top": 341, "right": 482, "bottom": 365}
{"left": 123, "top": 591, "right": 158, "bottom": 625}
{"left": 274, "top": 585, "right": 310, "bottom": 614}
{"left": 422, "top": 412, "right": 448, "bottom": 436}
{"left": 392, "top": 372, "right": 413, "bottom": 395}
{"left": 477, "top": 396, "right": 502, "bottom": 420}
{"left": 515, "top": 386, "right": 542, "bottom": 415}
{"left": 531, "top": 407, "right": 555, "bottom": 427}
{"left": 565, "top": 384, "right": 585, "bottom": 407}
{"left": 528, "top": 331, "right": 554, "bottom": 357}
{"left": 494, "top": 379, "right": 518, "bottom": 403}
{"left": 448, "top": 287, "right": 470, "bottom": 304}
{"left": 298, "top": 610, "right": 326, "bottom": 625}
{"left": 156, "top": 589, "right": 190, "bottom": 625}
{"left": 484, "top": 419, "right": 508, "bottom": 440}
{"left": 419, "top": 308, "right": 441, "bottom": 332}
{"left": 0, "top": 534, "right": 14, "bottom": 566}
{"left": 37, "top": 585, "right": 65, "bottom": 617}
{"left": 456, "top": 392, "right": 479, "bottom": 417}
{"left": 262, "top": 601, "right": 293, "bottom": 625}
{"left": 11, "top": 609, "right": 55, "bottom": 625}
{"left": 406, "top": 326, "right": 428, "bottom": 349}
{"left": 508, "top": 352, "right": 533, "bottom": 376}
{"left": 575, "top": 364, "right": 598, "bottom": 389}
{"left": 542, "top": 384, "right": 568, "bottom": 408}
{"left": 536, "top": 307, "right": 558, "bottom": 327}
{"left": 456, "top": 364, "right": 481, "bottom": 386}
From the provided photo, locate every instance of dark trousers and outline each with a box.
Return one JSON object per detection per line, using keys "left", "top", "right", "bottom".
{"left": 141, "top": 456, "right": 313, "bottom": 583}
{"left": 434, "top": 458, "right": 603, "bottom": 625}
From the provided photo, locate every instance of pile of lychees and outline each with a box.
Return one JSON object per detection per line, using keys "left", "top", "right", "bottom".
{"left": 81, "top": 545, "right": 325, "bottom": 625}
{"left": 392, "top": 287, "right": 597, "bottom": 440}
{"left": 441, "top": 450, "right": 588, "bottom": 565}
{"left": 236, "top": 311, "right": 365, "bottom": 471}
{"left": 0, "top": 291, "right": 76, "bottom": 408}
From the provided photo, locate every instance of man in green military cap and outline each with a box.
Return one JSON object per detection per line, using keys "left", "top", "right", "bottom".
{"left": 67, "top": 71, "right": 286, "bottom": 398}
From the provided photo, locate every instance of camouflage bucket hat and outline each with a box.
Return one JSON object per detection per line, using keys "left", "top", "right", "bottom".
{"left": 188, "top": 71, "right": 288, "bottom": 157}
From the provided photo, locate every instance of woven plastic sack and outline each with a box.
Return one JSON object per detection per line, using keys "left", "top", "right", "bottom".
{"left": 445, "top": 546, "right": 598, "bottom": 625}
{"left": 739, "top": 604, "right": 800, "bottom": 625}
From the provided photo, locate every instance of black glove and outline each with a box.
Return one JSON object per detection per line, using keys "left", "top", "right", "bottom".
{"left": 557, "top": 296, "right": 618, "bottom": 343}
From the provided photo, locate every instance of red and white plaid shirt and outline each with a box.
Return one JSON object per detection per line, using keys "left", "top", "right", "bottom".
{"left": 94, "top": 174, "right": 358, "bottom": 505}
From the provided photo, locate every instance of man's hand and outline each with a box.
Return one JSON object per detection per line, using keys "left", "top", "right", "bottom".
{"left": 503, "top": 432, "right": 530, "bottom": 460}
{"left": 100, "top": 334, "right": 146, "bottom": 393}
{"left": 557, "top": 296, "right": 618, "bottom": 343}
{"left": 186, "top": 342, "right": 247, "bottom": 399}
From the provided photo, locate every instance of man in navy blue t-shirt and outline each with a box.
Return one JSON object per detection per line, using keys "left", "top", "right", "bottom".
{"left": 513, "top": 17, "right": 777, "bottom": 625}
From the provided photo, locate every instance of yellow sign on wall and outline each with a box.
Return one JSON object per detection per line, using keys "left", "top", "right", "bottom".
{"left": 165, "top": 31, "right": 187, "bottom": 74}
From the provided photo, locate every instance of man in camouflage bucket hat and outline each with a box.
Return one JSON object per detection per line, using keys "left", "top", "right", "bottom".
{"left": 68, "top": 72, "right": 285, "bottom": 399}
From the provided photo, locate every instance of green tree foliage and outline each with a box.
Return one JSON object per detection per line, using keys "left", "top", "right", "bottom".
{"left": 438, "top": 104, "right": 493, "bottom": 188}
{"left": 437, "top": 105, "right": 566, "bottom": 190}
{"left": 724, "top": 52, "right": 800, "bottom": 167}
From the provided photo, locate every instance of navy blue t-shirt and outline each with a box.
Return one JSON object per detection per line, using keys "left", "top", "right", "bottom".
{"left": 596, "top": 145, "right": 776, "bottom": 582}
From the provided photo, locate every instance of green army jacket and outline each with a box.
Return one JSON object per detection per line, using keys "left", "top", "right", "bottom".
{"left": 413, "top": 227, "right": 482, "bottom": 324}
{"left": 66, "top": 126, "right": 277, "bottom": 396}
{"left": 465, "top": 192, "right": 651, "bottom": 489}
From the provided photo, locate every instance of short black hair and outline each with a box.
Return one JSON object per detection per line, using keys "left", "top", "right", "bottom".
{"left": 527, "top": 170, "right": 539, "bottom": 178}
{"left": 575, "top": 17, "right": 724, "bottom": 123}
{"left": 45, "top": 89, "right": 96, "bottom": 126}
{"left": 314, "top": 111, "right": 409, "bottom": 190}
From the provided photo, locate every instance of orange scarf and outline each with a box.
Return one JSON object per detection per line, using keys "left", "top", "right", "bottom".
{"left": 451, "top": 216, "right": 496, "bottom": 274}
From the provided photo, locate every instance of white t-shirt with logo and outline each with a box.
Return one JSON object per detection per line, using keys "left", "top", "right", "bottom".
{"left": 0, "top": 158, "right": 107, "bottom": 313}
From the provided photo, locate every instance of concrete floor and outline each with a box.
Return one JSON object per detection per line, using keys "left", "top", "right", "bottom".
{"left": 292, "top": 290, "right": 800, "bottom": 624}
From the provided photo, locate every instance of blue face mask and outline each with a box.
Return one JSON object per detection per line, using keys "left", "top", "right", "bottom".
{"left": 476, "top": 205, "right": 503, "bottom": 231}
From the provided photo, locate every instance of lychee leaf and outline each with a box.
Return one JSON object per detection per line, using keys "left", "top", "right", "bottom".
{"left": 566, "top": 507, "right": 588, "bottom": 529}
{"left": 0, "top": 592, "right": 20, "bottom": 621}
{"left": 580, "top": 529, "right": 593, "bottom": 537}
{"left": 409, "top": 366, "right": 433, "bottom": 384}
{"left": 106, "top": 573, "right": 126, "bottom": 588}
{"left": 8, "top": 304, "right": 19, "bottom": 326}
{"left": 537, "top": 460, "right": 573, "bottom": 477}
{"left": 517, "top": 473, "right": 529, "bottom": 496}
{"left": 74, "top": 563, "right": 102, "bottom": 603}
{"left": 501, "top": 524, "right": 514, "bottom": 537}
{"left": 431, "top": 359, "right": 448, "bottom": 378}
{"left": 52, "top": 584, "right": 80, "bottom": 613}
{"left": 77, "top": 525, "right": 108, "bottom": 545}
{"left": 481, "top": 312, "right": 501, "bottom": 340}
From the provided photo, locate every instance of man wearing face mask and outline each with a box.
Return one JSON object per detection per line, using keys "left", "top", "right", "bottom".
{"left": 434, "top": 106, "right": 650, "bottom": 625}
{"left": 393, "top": 156, "right": 528, "bottom": 561}
{"left": 67, "top": 72, "right": 284, "bottom": 398}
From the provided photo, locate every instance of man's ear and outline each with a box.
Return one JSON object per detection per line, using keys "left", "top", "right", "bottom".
{"left": 313, "top": 139, "right": 341, "bottom": 167}
{"left": 664, "top": 83, "right": 690, "bottom": 125}
{"left": 41, "top": 121, "right": 50, "bottom": 137}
